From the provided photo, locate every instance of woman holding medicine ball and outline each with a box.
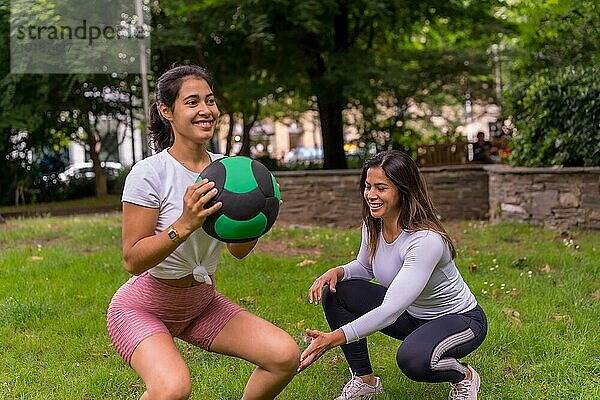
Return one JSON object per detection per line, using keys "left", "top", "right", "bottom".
{"left": 106, "top": 64, "right": 299, "bottom": 400}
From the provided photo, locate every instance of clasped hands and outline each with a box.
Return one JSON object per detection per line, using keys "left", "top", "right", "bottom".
{"left": 297, "top": 328, "right": 346, "bottom": 372}
{"left": 297, "top": 266, "right": 346, "bottom": 372}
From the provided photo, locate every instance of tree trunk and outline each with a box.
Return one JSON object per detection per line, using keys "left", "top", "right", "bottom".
{"left": 225, "top": 112, "right": 235, "bottom": 156}
{"left": 128, "top": 85, "right": 137, "bottom": 163}
{"left": 316, "top": 92, "right": 347, "bottom": 169}
{"left": 306, "top": 2, "right": 349, "bottom": 170}
{"left": 94, "top": 164, "right": 108, "bottom": 197}
{"left": 88, "top": 135, "right": 108, "bottom": 197}
{"left": 239, "top": 112, "right": 252, "bottom": 157}
{"left": 238, "top": 102, "right": 260, "bottom": 157}
{"left": 83, "top": 116, "right": 108, "bottom": 197}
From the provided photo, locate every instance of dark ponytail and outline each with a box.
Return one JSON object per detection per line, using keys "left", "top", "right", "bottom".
{"left": 148, "top": 64, "right": 215, "bottom": 152}
{"left": 149, "top": 102, "right": 173, "bottom": 152}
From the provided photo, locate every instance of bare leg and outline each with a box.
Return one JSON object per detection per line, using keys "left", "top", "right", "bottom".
{"left": 130, "top": 332, "right": 192, "bottom": 400}
{"left": 209, "top": 311, "right": 300, "bottom": 400}
{"left": 358, "top": 373, "right": 377, "bottom": 386}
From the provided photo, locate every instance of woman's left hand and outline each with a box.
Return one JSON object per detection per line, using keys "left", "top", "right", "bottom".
{"left": 297, "top": 328, "right": 346, "bottom": 372}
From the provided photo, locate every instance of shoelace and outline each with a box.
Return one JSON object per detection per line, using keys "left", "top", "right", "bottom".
{"left": 341, "top": 377, "right": 367, "bottom": 397}
{"left": 449, "top": 380, "right": 471, "bottom": 400}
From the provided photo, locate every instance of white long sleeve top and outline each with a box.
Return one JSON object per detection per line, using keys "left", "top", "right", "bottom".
{"left": 340, "top": 224, "right": 477, "bottom": 343}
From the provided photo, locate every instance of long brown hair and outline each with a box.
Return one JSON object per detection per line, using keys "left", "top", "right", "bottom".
{"left": 360, "top": 150, "right": 456, "bottom": 260}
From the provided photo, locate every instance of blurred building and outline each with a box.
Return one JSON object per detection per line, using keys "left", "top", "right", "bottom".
{"left": 215, "top": 110, "right": 324, "bottom": 164}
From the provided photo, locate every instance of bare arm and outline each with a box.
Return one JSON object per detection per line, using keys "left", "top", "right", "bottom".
{"left": 122, "top": 179, "right": 222, "bottom": 275}
{"left": 297, "top": 328, "right": 347, "bottom": 372}
{"left": 226, "top": 239, "right": 258, "bottom": 259}
{"left": 307, "top": 266, "right": 345, "bottom": 304}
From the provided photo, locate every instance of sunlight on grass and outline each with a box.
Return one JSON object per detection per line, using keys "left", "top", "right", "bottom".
{"left": 0, "top": 214, "right": 598, "bottom": 399}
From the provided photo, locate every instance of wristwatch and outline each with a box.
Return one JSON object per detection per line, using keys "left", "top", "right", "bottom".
{"left": 167, "top": 225, "right": 183, "bottom": 244}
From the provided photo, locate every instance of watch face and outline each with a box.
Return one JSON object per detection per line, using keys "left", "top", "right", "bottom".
{"left": 168, "top": 229, "right": 177, "bottom": 240}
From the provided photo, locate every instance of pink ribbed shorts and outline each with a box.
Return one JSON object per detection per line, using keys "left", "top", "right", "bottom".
{"left": 107, "top": 272, "right": 243, "bottom": 365}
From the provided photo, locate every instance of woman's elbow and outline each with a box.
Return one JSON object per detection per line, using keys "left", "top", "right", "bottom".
{"left": 379, "top": 306, "right": 404, "bottom": 328}
{"left": 122, "top": 259, "right": 136, "bottom": 275}
{"left": 227, "top": 241, "right": 256, "bottom": 259}
{"left": 229, "top": 250, "right": 247, "bottom": 260}
{"left": 122, "top": 253, "right": 142, "bottom": 275}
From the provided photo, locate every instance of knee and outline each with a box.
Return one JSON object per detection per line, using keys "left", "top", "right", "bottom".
{"left": 268, "top": 337, "right": 301, "bottom": 374}
{"left": 396, "top": 346, "right": 431, "bottom": 382}
{"left": 147, "top": 375, "right": 192, "bottom": 400}
{"left": 321, "top": 284, "right": 338, "bottom": 310}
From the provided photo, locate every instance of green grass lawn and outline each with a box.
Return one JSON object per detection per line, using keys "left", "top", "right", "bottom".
{"left": 0, "top": 195, "right": 122, "bottom": 212}
{"left": 0, "top": 214, "right": 599, "bottom": 399}
{"left": 0, "top": 195, "right": 121, "bottom": 216}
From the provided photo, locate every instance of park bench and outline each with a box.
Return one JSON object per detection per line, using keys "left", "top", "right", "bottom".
{"left": 416, "top": 143, "right": 468, "bottom": 167}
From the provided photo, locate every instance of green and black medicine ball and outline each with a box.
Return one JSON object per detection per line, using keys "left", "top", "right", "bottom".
{"left": 196, "top": 156, "right": 281, "bottom": 243}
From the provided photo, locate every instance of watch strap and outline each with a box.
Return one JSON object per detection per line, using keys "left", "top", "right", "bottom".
{"left": 167, "top": 225, "right": 183, "bottom": 244}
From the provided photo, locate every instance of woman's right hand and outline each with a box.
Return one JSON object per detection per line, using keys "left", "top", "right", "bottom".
{"left": 308, "top": 267, "right": 344, "bottom": 305}
{"left": 176, "top": 178, "right": 223, "bottom": 238}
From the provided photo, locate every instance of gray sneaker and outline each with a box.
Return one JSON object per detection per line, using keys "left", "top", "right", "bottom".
{"left": 448, "top": 365, "right": 480, "bottom": 400}
{"left": 334, "top": 373, "right": 383, "bottom": 400}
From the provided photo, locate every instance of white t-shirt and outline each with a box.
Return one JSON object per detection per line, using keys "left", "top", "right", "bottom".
{"left": 121, "top": 148, "right": 225, "bottom": 284}
{"left": 340, "top": 224, "right": 477, "bottom": 343}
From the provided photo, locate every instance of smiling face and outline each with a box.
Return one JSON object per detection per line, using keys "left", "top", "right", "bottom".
{"left": 159, "top": 77, "right": 220, "bottom": 148}
{"left": 363, "top": 166, "right": 401, "bottom": 222}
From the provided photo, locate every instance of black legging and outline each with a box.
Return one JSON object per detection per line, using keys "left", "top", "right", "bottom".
{"left": 322, "top": 279, "right": 487, "bottom": 383}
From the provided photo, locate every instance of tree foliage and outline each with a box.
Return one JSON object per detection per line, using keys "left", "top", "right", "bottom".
{"left": 251, "top": 0, "right": 506, "bottom": 168}
{"left": 506, "top": 65, "right": 600, "bottom": 167}
{"left": 503, "top": 0, "right": 600, "bottom": 167}
{"left": 0, "top": 0, "right": 146, "bottom": 203}
{"left": 0, "top": 70, "right": 142, "bottom": 200}
{"left": 505, "top": 0, "right": 600, "bottom": 77}
{"left": 149, "top": 0, "right": 507, "bottom": 168}
{"left": 7, "top": 0, "right": 598, "bottom": 205}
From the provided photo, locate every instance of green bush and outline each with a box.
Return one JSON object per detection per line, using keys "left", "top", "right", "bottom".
{"left": 506, "top": 65, "right": 600, "bottom": 167}
{"left": 391, "top": 127, "right": 422, "bottom": 160}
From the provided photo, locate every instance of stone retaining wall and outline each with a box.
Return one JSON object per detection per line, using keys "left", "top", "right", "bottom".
{"left": 274, "top": 165, "right": 489, "bottom": 227}
{"left": 274, "top": 170, "right": 362, "bottom": 228}
{"left": 4, "top": 166, "right": 596, "bottom": 232}
{"left": 487, "top": 166, "right": 600, "bottom": 231}
{"left": 274, "top": 165, "right": 600, "bottom": 231}
{"left": 420, "top": 166, "right": 489, "bottom": 220}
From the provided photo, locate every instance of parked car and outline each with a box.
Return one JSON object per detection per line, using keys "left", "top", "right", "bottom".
{"left": 283, "top": 147, "right": 323, "bottom": 164}
{"left": 58, "top": 161, "right": 124, "bottom": 183}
